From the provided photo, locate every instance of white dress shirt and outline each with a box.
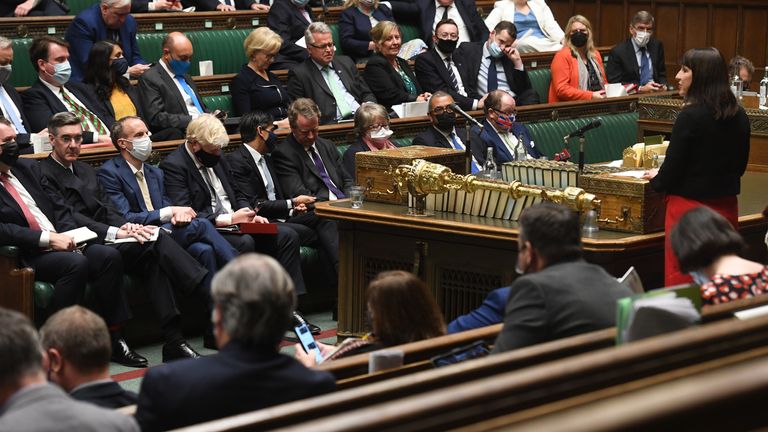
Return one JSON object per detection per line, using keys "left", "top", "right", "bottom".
{"left": 4, "top": 169, "right": 56, "bottom": 247}
{"left": 433, "top": 0, "right": 470, "bottom": 43}
{"left": 160, "top": 59, "right": 202, "bottom": 118}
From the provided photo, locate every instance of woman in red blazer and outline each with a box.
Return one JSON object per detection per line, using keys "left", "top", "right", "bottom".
{"left": 548, "top": 15, "right": 607, "bottom": 103}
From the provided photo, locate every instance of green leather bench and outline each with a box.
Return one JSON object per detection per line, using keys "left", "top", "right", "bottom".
{"left": 528, "top": 68, "right": 551, "bottom": 105}
{"left": 65, "top": 0, "right": 97, "bottom": 15}
{"left": 9, "top": 38, "right": 34, "bottom": 88}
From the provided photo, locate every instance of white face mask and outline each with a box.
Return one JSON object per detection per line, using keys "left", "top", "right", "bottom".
{"left": 633, "top": 30, "right": 651, "bottom": 48}
{"left": 128, "top": 136, "right": 152, "bottom": 162}
{"left": 369, "top": 126, "right": 393, "bottom": 140}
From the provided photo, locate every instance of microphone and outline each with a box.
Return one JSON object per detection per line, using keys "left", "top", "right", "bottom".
{"left": 563, "top": 118, "right": 603, "bottom": 141}
{"left": 449, "top": 103, "right": 483, "bottom": 130}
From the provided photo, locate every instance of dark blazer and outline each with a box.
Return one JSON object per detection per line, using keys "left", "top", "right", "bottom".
{"left": 0, "top": 159, "right": 77, "bottom": 252}
{"left": 470, "top": 119, "right": 542, "bottom": 164}
{"left": 70, "top": 381, "right": 138, "bottom": 409}
{"left": 492, "top": 259, "right": 633, "bottom": 352}
{"left": 137, "top": 63, "right": 208, "bottom": 134}
{"left": 414, "top": 47, "right": 476, "bottom": 110}
{"left": 411, "top": 126, "right": 487, "bottom": 165}
{"left": 226, "top": 144, "right": 292, "bottom": 220}
{"left": 160, "top": 144, "right": 251, "bottom": 222}
{"left": 22, "top": 79, "right": 116, "bottom": 143}
{"left": 341, "top": 137, "right": 368, "bottom": 178}
{"left": 65, "top": 4, "right": 146, "bottom": 82}
{"left": 453, "top": 41, "right": 539, "bottom": 106}
{"left": 416, "top": 0, "right": 488, "bottom": 43}
{"left": 267, "top": 0, "right": 314, "bottom": 69}
{"left": 0, "top": 83, "right": 34, "bottom": 153}
{"left": 362, "top": 53, "right": 422, "bottom": 111}
{"left": 606, "top": 38, "right": 667, "bottom": 86}
{"left": 272, "top": 134, "right": 353, "bottom": 201}
{"left": 448, "top": 286, "right": 509, "bottom": 333}
{"left": 94, "top": 84, "right": 145, "bottom": 123}
{"left": 338, "top": 5, "right": 393, "bottom": 60}
{"left": 287, "top": 55, "right": 376, "bottom": 125}
{"left": 97, "top": 156, "right": 173, "bottom": 226}
{"left": 135, "top": 341, "right": 335, "bottom": 432}
{"left": 230, "top": 65, "right": 291, "bottom": 118}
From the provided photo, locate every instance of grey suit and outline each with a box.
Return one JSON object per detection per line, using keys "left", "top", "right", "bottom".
{"left": 492, "top": 259, "right": 633, "bottom": 353}
{"left": 0, "top": 383, "right": 139, "bottom": 432}
{"left": 137, "top": 62, "right": 207, "bottom": 134}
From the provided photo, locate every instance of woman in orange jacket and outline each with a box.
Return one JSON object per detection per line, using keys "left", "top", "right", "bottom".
{"left": 548, "top": 15, "right": 607, "bottom": 103}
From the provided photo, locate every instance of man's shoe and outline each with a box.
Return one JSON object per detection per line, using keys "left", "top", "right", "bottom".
{"left": 292, "top": 311, "right": 322, "bottom": 336}
{"left": 162, "top": 341, "right": 201, "bottom": 362}
{"left": 111, "top": 338, "right": 148, "bottom": 368}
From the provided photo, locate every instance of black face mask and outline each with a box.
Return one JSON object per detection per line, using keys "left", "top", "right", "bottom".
{"left": 195, "top": 148, "right": 220, "bottom": 168}
{"left": 0, "top": 140, "right": 19, "bottom": 166}
{"left": 571, "top": 31, "right": 588, "bottom": 48}
{"left": 436, "top": 38, "right": 458, "bottom": 55}
{"left": 434, "top": 112, "right": 456, "bottom": 132}
{"left": 264, "top": 131, "right": 278, "bottom": 152}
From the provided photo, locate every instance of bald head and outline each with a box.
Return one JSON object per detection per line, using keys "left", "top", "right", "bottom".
{"left": 162, "top": 32, "right": 193, "bottom": 70}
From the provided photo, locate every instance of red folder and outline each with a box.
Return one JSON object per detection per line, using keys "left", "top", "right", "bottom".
{"left": 236, "top": 222, "right": 278, "bottom": 235}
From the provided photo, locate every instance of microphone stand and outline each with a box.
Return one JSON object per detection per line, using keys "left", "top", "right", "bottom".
{"left": 564, "top": 134, "right": 587, "bottom": 186}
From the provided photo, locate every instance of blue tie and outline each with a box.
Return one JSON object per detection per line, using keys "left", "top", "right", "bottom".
{"left": 0, "top": 87, "right": 26, "bottom": 134}
{"left": 639, "top": 47, "right": 652, "bottom": 85}
{"left": 309, "top": 147, "right": 346, "bottom": 198}
{"left": 175, "top": 74, "right": 204, "bottom": 114}
{"left": 449, "top": 133, "right": 480, "bottom": 173}
{"left": 486, "top": 56, "right": 498, "bottom": 92}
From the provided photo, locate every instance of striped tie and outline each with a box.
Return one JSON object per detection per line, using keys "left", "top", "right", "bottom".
{"left": 445, "top": 56, "right": 459, "bottom": 91}
{"left": 60, "top": 88, "right": 108, "bottom": 135}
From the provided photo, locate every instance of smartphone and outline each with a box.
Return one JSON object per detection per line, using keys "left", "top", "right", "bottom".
{"left": 430, "top": 341, "right": 490, "bottom": 368}
{"left": 294, "top": 323, "right": 324, "bottom": 364}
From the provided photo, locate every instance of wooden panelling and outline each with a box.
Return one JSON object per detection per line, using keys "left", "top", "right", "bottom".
{"left": 681, "top": 6, "right": 709, "bottom": 52}
{"left": 711, "top": 7, "right": 739, "bottom": 64}
{"left": 598, "top": 2, "right": 626, "bottom": 49}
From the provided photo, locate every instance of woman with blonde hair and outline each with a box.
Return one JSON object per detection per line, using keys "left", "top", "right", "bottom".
{"left": 548, "top": 15, "right": 606, "bottom": 102}
{"left": 231, "top": 27, "right": 291, "bottom": 128}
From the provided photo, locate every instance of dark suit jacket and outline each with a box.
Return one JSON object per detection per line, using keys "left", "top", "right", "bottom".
{"left": 362, "top": 53, "right": 422, "bottom": 111}
{"left": 338, "top": 5, "right": 393, "bottom": 60}
{"left": 492, "top": 259, "right": 633, "bottom": 352}
{"left": 272, "top": 134, "right": 353, "bottom": 201}
{"left": 137, "top": 63, "right": 208, "bottom": 133}
{"left": 22, "top": 79, "right": 116, "bottom": 143}
{"left": 606, "top": 38, "right": 667, "bottom": 86}
{"left": 416, "top": 0, "right": 488, "bottom": 43}
{"left": 267, "top": 0, "right": 314, "bottom": 68}
{"left": 135, "top": 341, "right": 335, "bottom": 432}
{"left": 39, "top": 156, "right": 126, "bottom": 241}
{"left": 70, "top": 381, "right": 139, "bottom": 409}
{"left": 414, "top": 47, "right": 476, "bottom": 110}
{"left": 97, "top": 156, "right": 173, "bottom": 226}
{"left": 0, "top": 83, "right": 34, "bottom": 153}
{"left": 65, "top": 4, "right": 146, "bottom": 82}
{"left": 453, "top": 41, "right": 539, "bottom": 106}
{"left": 0, "top": 159, "right": 77, "bottom": 253}
{"left": 225, "top": 144, "right": 293, "bottom": 220}
{"left": 95, "top": 84, "right": 146, "bottom": 123}
{"left": 341, "top": 137, "right": 368, "bottom": 178}
{"left": 470, "top": 119, "right": 542, "bottom": 163}
{"left": 160, "top": 144, "right": 251, "bottom": 222}
{"left": 287, "top": 55, "right": 376, "bottom": 125}
{"left": 411, "top": 126, "right": 487, "bottom": 165}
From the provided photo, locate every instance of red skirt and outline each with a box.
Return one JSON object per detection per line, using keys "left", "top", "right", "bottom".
{"left": 664, "top": 194, "right": 739, "bottom": 287}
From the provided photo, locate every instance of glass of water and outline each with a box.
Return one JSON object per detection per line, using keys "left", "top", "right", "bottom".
{"left": 347, "top": 186, "right": 365, "bottom": 209}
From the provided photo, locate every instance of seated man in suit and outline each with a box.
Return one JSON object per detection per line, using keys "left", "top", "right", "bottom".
{"left": 415, "top": 19, "right": 486, "bottom": 111}
{"left": 22, "top": 36, "right": 115, "bottom": 147}
{"left": 417, "top": 0, "right": 487, "bottom": 44}
{"left": 412, "top": 91, "right": 485, "bottom": 173}
{"left": 135, "top": 254, "right": 335, "bottom": 431}
{"left": 228, "top": 111, "right": 339, "bottom": 280}
{"left": 0, "top": 36, "right": 39, "bottom": 154}
{"left": 470, "top": 89, "right": 541, "bottom": 165}
{"left": 267, "top": 0, "right": 315, "bottom": 70}
{"left": 287, "top": 22, "right": 377, "bottom": 125}
{"left": 40, "top": 112, "right": 211, "bottom": 362}
{"left": 0, "top": 118, "right": 147, "bottom": 367}
{"left": 454, "top": 21, "right": 539, "bottom": 106}
{"left": 273, "top": 98, "right": 354, "bottom": 203}
{"left": 447, "top": 287, "right": 509, "bottom": 333}
{"left": 606, "top": 11, "right": 667, "bottom": 93}
{"left": 0, "top": 308, "right": 139, "bottom": 432}
{"left": 138, "top": 32, "right": 209, "bottom": 138}
{"left": 41, "top": 306, "right": 137, "bottom": 409}
{"left": 0, "top": 0, "right": 67, "bottom": 17}
{"left": 65, "top": 0, "right": 149, "bottom": 82}
{"left": 492, "top": 203, "right": 633, "bottom": 353}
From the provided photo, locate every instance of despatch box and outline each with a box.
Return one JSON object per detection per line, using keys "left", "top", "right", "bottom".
{"left": 355, "top": 145, "right": 468, "bottom": 205}
{"left": 579, "top": 173, "right": 665, "bottom": 234}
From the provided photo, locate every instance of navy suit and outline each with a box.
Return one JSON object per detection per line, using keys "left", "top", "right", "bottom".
{"left": 414, "top": 47, "right": 476, "bottom": 111}
{"left": 267, "top": 0, "right": 314, "bottom": 70}
{"left": 606, "top": 38, "right": 667, "bottom": 86}
{"left": 448, "top": 287, "right": 509, "bottom": 333}
{"left": 70, "top": 381, "right": 138, "bottom": 409}
{"left": 160, "top": 144, "right": 307, "bottom": 294}
{"left": 416, "top": 0, "right": 488, "bottom": 43}
{"left": 65, "top": 4, "right": 146, "bottom": 82}
{"left": 470, "top": 119, "right": 542, "bottom": 164}
{"left": 135, "top": 341, "right": 335, "bottom": 431}
{"left": 411, "top": 126, "right": 487, "bottom": 166}
{"left": 338, "top": 5, "right": 393, "bottom": 60}
{"left": 0, "top": 83, "right": 34, "bottom": 153}
{"left": 97, "top": 156, "right": 238, "bottom": 275}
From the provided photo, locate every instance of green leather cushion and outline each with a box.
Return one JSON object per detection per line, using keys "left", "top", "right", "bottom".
{"left": 67, "top": 0, "right": 98, "bottom": 15}
{"left": 201, "top": 95, "right": 232, "bottom": 116}
{"left": 528, "top": 68, "right": 551, "bottom": 106}
{"left": 10, "top": 38, "right": 35, "bottom": 88}
{"left": 400, "top": 24, "right": 421, "bottom": 44}
{"left": 138, "top": 29, "right": 251, "bottom": 76}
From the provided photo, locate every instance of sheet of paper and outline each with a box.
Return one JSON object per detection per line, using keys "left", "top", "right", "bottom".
{"left": 62, "top": 227, "right": 98, "bottom": 244}
{"left": 109, "top": 227, "right": 160, "bottom": 244}
{"left": 610, "top": 170, "right": 646, "bottom": 179}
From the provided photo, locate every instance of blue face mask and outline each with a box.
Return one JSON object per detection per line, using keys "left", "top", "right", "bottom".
{"left": 488, "top": 41, "right": 504, "bottom": 58}
{"left": 49, "top": 60, "right": 71, "bottom": 85}
{"left": 168, "top": 58, "right": 191, "bottom": 76}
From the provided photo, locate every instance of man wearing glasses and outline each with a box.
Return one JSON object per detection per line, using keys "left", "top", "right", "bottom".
{"left": 288, "top": 22, "right": 376, "bottom": 125}
{"left": 606, "top": 11, "right": 667, "bottom": 93}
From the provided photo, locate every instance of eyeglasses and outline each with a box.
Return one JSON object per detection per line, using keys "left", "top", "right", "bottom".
{"left": 492, "top": 108, "right": 517, "bottom": 117}
{"left": 436, "top": 33, "right": 459, "bottom": 40}
{"left": 431, "top": 106, "right": 455, "bottom": 115}
{"left": 310, "top": 42, "right": 335, "bottom": 51}
{"left": 57, "top": 134, "right": 84, "bottom": 144}
{"left": 632, "top": 25, "right": 653, "bottom": 33}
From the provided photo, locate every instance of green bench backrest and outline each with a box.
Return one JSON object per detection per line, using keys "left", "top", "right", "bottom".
{"left": 528, "top": 68, "right": 551, "bottom": 105}
{"left": 400, "top": 24, "right": 421, "bottom": 44}
{"left": 201, "top": 95, "right": 232, "bottom": 115}
{"left": 138, "top": 29, "right": 251, "bottom": 76}
{"left": 10, "top": 38, "right": 35, "bottom": 88}
{"left": 328, "top": 23, "right": 345, "bottom": 57}
{"left": 67, "top": 0, "right": 97, "bottom": 15}
{"left": 525, "top": 112, "right": 639, "bottom": 163}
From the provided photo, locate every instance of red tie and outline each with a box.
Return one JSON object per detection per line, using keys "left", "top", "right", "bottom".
{"left": 1, "top": 172, "right": 41, "bottom": 231}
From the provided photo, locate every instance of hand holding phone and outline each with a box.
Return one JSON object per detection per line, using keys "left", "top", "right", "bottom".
{"left": 294, "top": 323, "right": 324, "bottom": 364}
